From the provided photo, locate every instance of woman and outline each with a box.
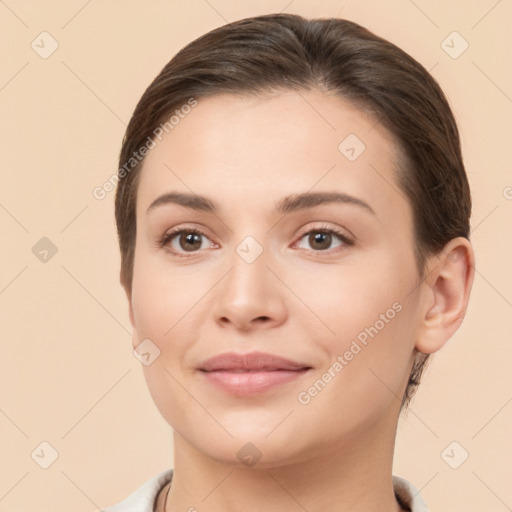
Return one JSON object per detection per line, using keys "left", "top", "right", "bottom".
{"left": 106, "top": 13, "right": 474, "bottom": 511}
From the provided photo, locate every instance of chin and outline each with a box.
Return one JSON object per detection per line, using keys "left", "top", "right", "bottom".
{"left": 173, "top": 413, "right": 325, "bottom": 471}
{"left": 200, "top": 434, "right": 312, "bottom": 470}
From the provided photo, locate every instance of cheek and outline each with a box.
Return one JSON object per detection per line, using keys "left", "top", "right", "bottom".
{"left": 296, "top": 252, "right": 418, "bottom": 407}
{"left": 130, "top": 246, "right": 205, "bottom": 346}
{"left": 296, "top": 252, "right": 414, "bottom": 345}
{"left": 131, "top": 278, "right": 198, "bottom": 433}
{"left": 130, "top": 251, "right": 217, "bottom": 429}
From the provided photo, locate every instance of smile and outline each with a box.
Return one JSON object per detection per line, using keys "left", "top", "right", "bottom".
{"left": 198, "top": 351, "right": 312, "bottom": 396}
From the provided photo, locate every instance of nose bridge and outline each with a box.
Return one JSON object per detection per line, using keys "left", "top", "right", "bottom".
{"left": 213, "top": 233, "right": 286, "bottom": 329}
{"left": 225, "top": 236, "right": 270, "bottom": 304}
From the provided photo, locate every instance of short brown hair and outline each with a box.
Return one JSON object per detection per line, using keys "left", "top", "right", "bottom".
{"left": 115, "top": 13, "right": 471, "bottom": 409}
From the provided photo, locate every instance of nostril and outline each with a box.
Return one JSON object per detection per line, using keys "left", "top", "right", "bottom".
{"left": 217, "top": 315, "right": 271, "bottom": 327}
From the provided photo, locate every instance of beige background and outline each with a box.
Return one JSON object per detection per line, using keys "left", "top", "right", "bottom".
{"left": 1, "top": 1, "right": 511, "bottom": 511}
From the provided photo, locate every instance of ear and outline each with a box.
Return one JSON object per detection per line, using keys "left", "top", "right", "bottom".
{"left": 415, "top": 237, "right": 475, "bottom": 354}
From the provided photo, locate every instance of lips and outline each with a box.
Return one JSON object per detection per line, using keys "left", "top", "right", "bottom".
{"left": 200, "top": 352, "right": 311, "bottom": 372}
{"left": 198, "top": 352, "right": 312, "bottom": 396}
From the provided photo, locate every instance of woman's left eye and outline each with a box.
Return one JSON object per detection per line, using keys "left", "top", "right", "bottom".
{"left": 295, "top": 227, "right": 354, "bottom": 252}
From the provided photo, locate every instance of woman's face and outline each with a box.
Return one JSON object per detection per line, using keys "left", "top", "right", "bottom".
{"left": 129, "top": 89, "right": 428, "bottom": 466}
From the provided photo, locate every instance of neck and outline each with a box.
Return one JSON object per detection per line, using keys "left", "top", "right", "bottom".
{"left": 165, "top": 411, "right": 405, "bottom": 512}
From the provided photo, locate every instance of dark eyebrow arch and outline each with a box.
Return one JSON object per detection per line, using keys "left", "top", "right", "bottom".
{"left": 146, "top": 191, "right": 375, "bottom": 216}
{"left": 147, "top": 192, "right": 216, "bottom": 213}
{"left": 276, "top": 191, "right": 375, "bottom": 215}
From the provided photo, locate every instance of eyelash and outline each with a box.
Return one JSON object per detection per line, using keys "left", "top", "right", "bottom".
{"left": 158, "top": 224, "right": 355, "bottom": 258}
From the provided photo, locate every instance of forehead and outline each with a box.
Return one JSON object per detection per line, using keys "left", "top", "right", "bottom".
{"left": 136, "top": 89, "right": 409, "bottom": 220}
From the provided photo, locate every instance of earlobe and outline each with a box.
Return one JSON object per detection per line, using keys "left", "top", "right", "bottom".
{"left": 415, "top": 237, "right": 475, "bottom": 354}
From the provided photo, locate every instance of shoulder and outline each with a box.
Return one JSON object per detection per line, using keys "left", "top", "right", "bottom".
{"left": 392, "top": 475, "right": 429, "bottom": 512}
{"left": 98, "top": 468, "right": 174, "bottom": 512}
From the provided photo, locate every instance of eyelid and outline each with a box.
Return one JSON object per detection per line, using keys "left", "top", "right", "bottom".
{"left": 297, "top": 221, "right": 356, "bottom": 241}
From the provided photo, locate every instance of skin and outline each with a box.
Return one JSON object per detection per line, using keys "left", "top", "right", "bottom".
{"left": 125, "top": 89, "right": 474, "bottom": 512}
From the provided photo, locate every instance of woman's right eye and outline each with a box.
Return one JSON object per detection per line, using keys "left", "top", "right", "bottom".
{"left": 159, "top": 228, "right": 217, "bottom": 256}
{"left": 161, "top": 228, "right": 214, "bottom": 255}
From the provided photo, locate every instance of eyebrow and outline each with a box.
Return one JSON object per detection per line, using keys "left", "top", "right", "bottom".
{"left": 146, "top": 191, "right": 375, "bottom": 216}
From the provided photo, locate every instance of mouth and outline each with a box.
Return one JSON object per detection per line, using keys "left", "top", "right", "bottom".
{"left": 198, "top": 351, "right": 312, "bottom": 396}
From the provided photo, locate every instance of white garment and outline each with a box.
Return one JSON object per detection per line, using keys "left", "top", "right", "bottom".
{"left": 104, "top": 468, "right": 429, "bottom": 511}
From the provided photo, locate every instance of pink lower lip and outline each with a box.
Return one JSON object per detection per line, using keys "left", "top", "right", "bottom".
{"left": 201, "top": 369, "right": 310, "bottom": 396}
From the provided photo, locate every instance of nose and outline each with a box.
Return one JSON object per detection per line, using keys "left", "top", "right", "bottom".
{"left": 213, "top": 245, "right": 287, "bottom": 332}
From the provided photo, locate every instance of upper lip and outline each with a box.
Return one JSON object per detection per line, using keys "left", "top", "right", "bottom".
{"left": 199, "top": 351, "right": 311, "bottom": 372}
